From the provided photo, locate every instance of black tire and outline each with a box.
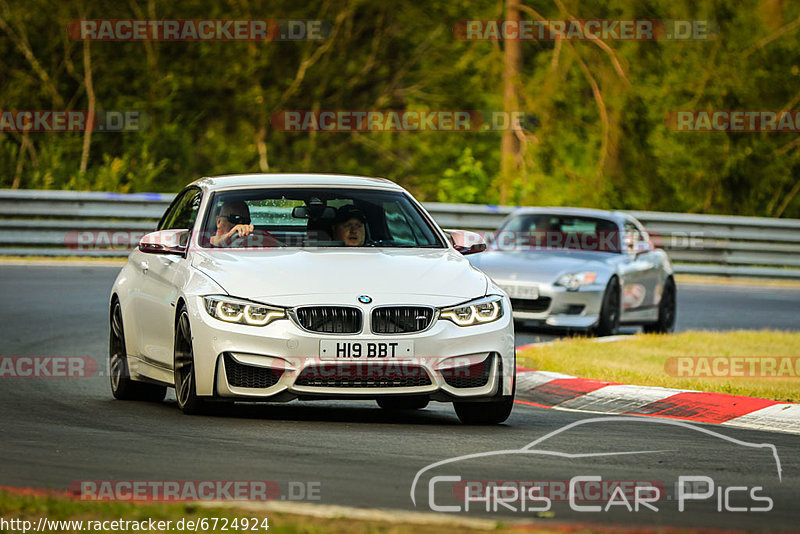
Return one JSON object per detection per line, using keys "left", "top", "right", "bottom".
{"left": 453, "top": 362, "right": 516, "bottom": 425}
{"left": 593, "top": 277, "right": 621, "bottom": 337}
{"left": 643, "top": 277, "right": 677, "bottom": 334}
{"left": 377, "top": 396, "right": 429, "bottom": 411}
{"left": 173, "top": 306, "right": 207, "bottom": 415}
{"left": 454, "top": 396, "right": 514, "bottom": 425}
{"left": 109, "top": 300, "right": 167, "bottom": 402}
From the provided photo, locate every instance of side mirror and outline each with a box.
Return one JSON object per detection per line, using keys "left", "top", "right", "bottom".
{"left": 139, "top": 229, "right": 189, "bottom": 255}
{"left": 447, "top": 229, "right": 487, "bottom": 255}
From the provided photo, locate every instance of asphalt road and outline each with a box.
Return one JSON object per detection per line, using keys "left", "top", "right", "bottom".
{"left": 1, "top": 265, "right": 799, "bottom": 530}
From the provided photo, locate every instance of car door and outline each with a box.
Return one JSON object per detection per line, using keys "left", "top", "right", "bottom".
{"left": 136, "top": 187, "right": 202, "bottom": 368}
{"left": 619, "top": 218, "right": 660, "bottom": 317}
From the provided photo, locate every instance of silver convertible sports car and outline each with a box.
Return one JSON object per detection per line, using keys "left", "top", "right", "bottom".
{"left": 109, "top": 174, "right": 516, "bottom": 424}
{"left": 468, "top": 207, "right": 676, "bottom": 336}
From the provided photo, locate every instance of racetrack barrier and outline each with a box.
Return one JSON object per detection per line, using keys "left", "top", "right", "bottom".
{"left": 1, "top": 189, "right": 798, "bottom": 278}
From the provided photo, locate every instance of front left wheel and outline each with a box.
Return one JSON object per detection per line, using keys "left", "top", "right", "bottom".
{"left": 454, "top": 365, "right": 515, "bottom": 425}
{"left": 109, "top": 300, "right": 166, "bottom": 402}
{"left": 593, "top": 277, "right": 621, "bottom": 337}
{"left": 454, "top": 396, "right": 514, "bottom": 425}
{"left": 173, "top": 306, "right": 207, "bottom": 414}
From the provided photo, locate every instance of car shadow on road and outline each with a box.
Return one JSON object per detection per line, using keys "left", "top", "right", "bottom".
{"left": 150, "top": 397, "right": 471, "bottom": 426}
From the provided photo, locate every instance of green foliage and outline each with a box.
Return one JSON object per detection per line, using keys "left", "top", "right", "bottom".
{"left": 437, "top": 147, "right": 493, "bottom": 203}
{"left": 0, "top": 0, "right": 798, "bottom": 217}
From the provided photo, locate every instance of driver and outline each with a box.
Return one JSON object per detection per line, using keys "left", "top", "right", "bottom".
{"left": 332, "top": 205, "right": 367, "bottom": 246}
{"left": 210, "top": 200, "right": 254, "bottom": 246}
{"left": 532, "top": 217, "right": 556, "bottom": 249}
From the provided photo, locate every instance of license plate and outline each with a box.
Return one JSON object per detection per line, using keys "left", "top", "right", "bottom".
{"left": 319, "top": 340, "right": 414, "bottom": 360}
{"left": 501, "top": 284, "right": 539, "bottom": 300}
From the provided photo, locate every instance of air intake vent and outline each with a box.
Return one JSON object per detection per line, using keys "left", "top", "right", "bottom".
{"left": 295, "top": 306, "right": 362, "bottom": 334}
{"left": 223, "top": 354, "right": 282, "bottom": 389}
{"left": 442, "top": 354, "right": 493, "bottom": 389}
{"left": 295, "top": 363, "right": 432, "bottom": 388}
{"left": 371, "top": 307, "right": 434, "bottom": 334}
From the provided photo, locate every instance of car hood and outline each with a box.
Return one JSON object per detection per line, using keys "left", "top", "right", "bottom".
{"left": 191, "top": 248, "right": 488, "bottom": 306}
{"left": 469, "top": 249, "right": 615, "bottom": 284}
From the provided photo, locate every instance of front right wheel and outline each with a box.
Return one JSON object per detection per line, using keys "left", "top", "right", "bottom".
{"left": 643, "top": 277, "right": 676, "bottom": 334}
{"left": 174, "top": 306, "right": 207, "bottom": 415}
{"left": 109, "top": 300, "right": 166, "bottom": 402}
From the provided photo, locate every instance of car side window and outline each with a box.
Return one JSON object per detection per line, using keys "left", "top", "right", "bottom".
{"left": 157, "top": 192, "right": 185, "bottom": 231}
{"left": 161, "top": 188, "right": 202, "bottom": 231}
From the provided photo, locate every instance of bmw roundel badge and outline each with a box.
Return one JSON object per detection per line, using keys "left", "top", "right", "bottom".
{"left": 358, "top": 295, "right": 372, "bottom": 304}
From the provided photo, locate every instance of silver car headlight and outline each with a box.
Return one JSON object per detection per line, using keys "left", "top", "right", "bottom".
{"left": 203, "top": 295, "right": 286, "bottom": 326}
{"left": 556, "top": 271, "right": 598, "bottom": 290}
{"left": 440, "top": 295, "right": 503, "bottom": 326}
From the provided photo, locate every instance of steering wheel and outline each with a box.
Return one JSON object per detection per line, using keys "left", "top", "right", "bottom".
{"left": 229, "top": 229, "right": 284, "bottom": 248}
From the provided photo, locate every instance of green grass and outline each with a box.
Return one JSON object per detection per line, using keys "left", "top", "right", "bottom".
{"left": 516, "top": 330, "right": 800, "bottom": 402}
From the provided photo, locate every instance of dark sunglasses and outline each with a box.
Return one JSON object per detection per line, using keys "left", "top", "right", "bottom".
{"left": 220, "top": 214, "right": 251, "bottom": 225}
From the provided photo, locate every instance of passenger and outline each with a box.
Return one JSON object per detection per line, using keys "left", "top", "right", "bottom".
{"left": 332, "top": 205, "right": 367, "bottom": 246}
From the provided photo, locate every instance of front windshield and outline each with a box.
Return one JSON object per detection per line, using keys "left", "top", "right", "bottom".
{"left": 491, "top": 213, "right": 621, "bottom": 253}
{"left": 200, "top": 187, "right": 445, "bottom": 249}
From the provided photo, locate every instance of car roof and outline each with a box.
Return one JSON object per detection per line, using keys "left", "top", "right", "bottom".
{"left": 188, "top": 173, "right": 405, "bottom": 192}
{"left": 507, "top": 206, "right": 631, "bottom": 225}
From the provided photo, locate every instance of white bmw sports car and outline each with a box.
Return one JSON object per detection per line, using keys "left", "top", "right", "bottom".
{"left": 109, "top": 174, "right": 515, "bottom": 424}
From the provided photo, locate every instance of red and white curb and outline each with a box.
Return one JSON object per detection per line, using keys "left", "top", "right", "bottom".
{"left": 513, "top": 364, "right": 800, "bottom": 435}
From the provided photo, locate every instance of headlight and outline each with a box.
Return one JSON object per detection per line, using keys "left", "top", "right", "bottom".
{"left": 440, "top": 295, "right": 503, "bottom": 326}
{"left": 203, "top": 296, "right": 285, "bottom": 326}
{"left": 556, "top": 271, "right": 597, "bottom": 290}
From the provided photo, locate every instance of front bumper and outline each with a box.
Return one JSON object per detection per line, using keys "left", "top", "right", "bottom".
{"left": 496, "top": 280, "right": 606, "bottom": 329}
{"left": 186, "top": 295, "right": 515, "bottom": 401}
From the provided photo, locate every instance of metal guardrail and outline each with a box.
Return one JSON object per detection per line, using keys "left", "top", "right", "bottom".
{"left": 1, "top": 189, "right": 799, "bottom": 278}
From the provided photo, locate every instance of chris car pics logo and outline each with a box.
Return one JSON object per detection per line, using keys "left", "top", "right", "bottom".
{"left": 411, "top": 417, "right": 780, "bottom": 514}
